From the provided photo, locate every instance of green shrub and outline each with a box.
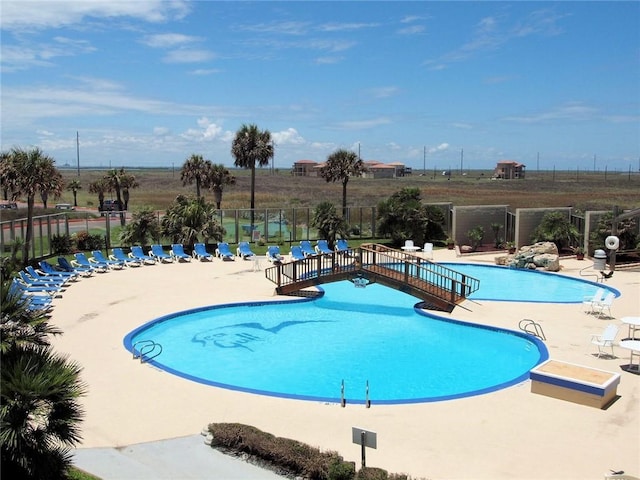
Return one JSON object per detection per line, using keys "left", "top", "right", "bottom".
{"left": 466, "top": 225, "right": 485, "bottom": 251}
{"left": 74, "top": 231, "right": 104, "bottom": 251}
{"left": 329, "top": 459, "right": 356, "bottom": 480}
{"left": 51, "top": 234, "right": 73, "bottom": 255}
{"left": 356, "top": 467, "right": 389, "bottom": 480}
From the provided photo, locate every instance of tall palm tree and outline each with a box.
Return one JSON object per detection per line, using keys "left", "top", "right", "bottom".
{"left": 119, "top": 172, "right": 139, "bottom": 210}
{"left": 105, "top": 168, "right": 127, "bottom": 226}
{"left": 180, "top": 154, "right": 210, "bottom": 199}
{"left": 66, "top": 180, "right": 82, "bottom": 207}
{"left": 208, "top": 163, "right": 236, "bottom": 209}
{"left": 1, "top": 283, "right": 86, "bottom": 479}
{"left": 319, "top": 149, "right": 364, "bottom": 217}
{"left": 311, "top": 201, "right": 349, "bottom": 248}
{"left": 88, "top": 178, "right": 109, "bottom": 211}
{"left": 6, "top": 147, "right": 62, "bottom": 266}
{"left": 231, "top": 124, "right": 274, "bottom": 226}
{"left": 0, "top": 150, "right": 17, "bottom": 201}
{"left": 38, "top": 171, "right": 64, "bottom": 209}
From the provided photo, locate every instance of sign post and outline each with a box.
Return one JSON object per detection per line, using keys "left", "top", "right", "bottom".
{"left": 351, "top": 427, "right": 377, "bottom": 468}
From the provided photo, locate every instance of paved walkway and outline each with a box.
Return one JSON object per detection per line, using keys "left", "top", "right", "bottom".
{"left": 73, "top": 434, "right": 286, "bottom": 479}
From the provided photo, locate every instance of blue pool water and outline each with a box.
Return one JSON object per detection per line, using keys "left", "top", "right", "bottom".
{"left": 125, "top": 268, "right": 561, "bottom": 404}
{"left": 439, "top": 263, "right": 619, "bottom": 303}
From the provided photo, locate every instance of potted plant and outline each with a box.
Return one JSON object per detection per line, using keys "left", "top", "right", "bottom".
{"left": 574, "top": 246, "right": 585, "bottom": 260}
{"left": 445, "top": 237, "right": 455, "bottom": 250}
{"left": 503, "top": 241, "right": 516, "bottom": 254}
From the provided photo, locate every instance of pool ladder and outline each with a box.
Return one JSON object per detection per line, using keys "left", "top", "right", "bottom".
{"left": 132, "top": 340, "right": 163, "bottom": 363}
{"left": 340, "top": 379, "right": 371, "bottom": 408}
{"left": 519, "top": 319, "right": 546, "bottom": 341}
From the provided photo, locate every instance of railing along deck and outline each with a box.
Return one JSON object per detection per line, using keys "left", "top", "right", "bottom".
{"left": 264, "top": 243, "right": 480, "bottom": 311}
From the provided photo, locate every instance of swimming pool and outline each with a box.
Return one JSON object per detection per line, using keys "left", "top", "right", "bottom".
{"left": 125, "top": 278, "right": 549, "bottom": 404}
{"left": 438, "top": 263, "right": 619, "bottom": 303}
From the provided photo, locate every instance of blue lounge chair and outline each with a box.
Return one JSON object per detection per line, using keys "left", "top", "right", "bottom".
{"left": 74, "top": 252, "right": 109, "bottom": 273}
{"left": 267, "top": 246, "right": 284, "bottom": 263}
{"left": 92, "top": 250, "right": 124, "bottom": 269}
{"left": 215, "top": 242, "right": 235, "bottom": 260}
{"left": 39, "top": 260, "right": 80, "bottom": 280}
{"left": 58, "top": 256, "right": 94, "bottom": 276}
{"left": 110, "top": 248, "right": 142, "bottom": 267}
{"left": 149, "top": 244, "right": 174, "bottom": 263}
{"left": 236, "top": 241, "right": 255, "bottom": 260}
{"left": 17, "top": 272, "right": 64, "bottom": 295}
{"left": 290, "top": 245, "right": 306, "bottom": 261}
{"left": 25, "top": 265, "right": 71, "bottom": 286}
{"left": 170, "top": 244, "right": 192, "bottom": 262}
{"left": 192, "top": 243, "right": 213, "bottom": 261}
{"left": 300, "top": 240, "right": 316, "bottom": 257}
{"left": 315, "top": 240, "right": 334, "bottom": 255}
{"left": 335, "top": 239, "right": 351, "bottom": 255}
{"left": 10, "top": 280, "right": 54, "bottom": 310}
{"left": 129, "top": 246, "right": 157, "bottom": 265}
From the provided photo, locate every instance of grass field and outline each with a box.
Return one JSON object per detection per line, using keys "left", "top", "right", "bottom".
{"left": 54, "top": 167, "right": 640, "bottom": 214}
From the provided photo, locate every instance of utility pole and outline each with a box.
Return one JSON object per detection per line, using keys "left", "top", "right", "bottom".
{"left": 76, "top": 131, "right": 80, "bottom": 177}
{"left": 423, "top": 146, "right": 426, "bottom": 175}
{"left": 460, "top": 148, "right": 463, "bottom": 175}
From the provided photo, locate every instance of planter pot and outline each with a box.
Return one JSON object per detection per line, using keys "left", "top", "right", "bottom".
{"left": 447, "top": 243, "right": 455, "bottom": 250}
{"left": 508, "top": 247, "right": 516, "bottom": 254}
{"left": 576, "top": 253, "right": 585, "bottom": 260}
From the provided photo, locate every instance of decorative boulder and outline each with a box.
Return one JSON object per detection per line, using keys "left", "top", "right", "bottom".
{"left": 495, "top": 241, "right": 560, "bottom": 271}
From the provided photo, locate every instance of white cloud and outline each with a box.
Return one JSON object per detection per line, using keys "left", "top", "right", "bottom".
{"left": 397, "top": 25, "right": 425, "bottom": 35}
{"left": 317, "top": 22, "right": 380, "bottom": 32}
{"left": 336, "top": 118, "right": 392, "bottom": 130}
{"left": 180, "top": 117, "right": 231, "bottom": 142}
{"left": 1, "top": 37, "right": 96, "bottom": 72}
{"left": 163, "top": 49, "right": 215, "bottom": 64}
{"left": 367, "top": 86, "right": 400, "bottom": 99}
{"left": 1, "top": 0, "right": 190, "bottom": 31}
{"left": 503, "top": 102, "right": 597, "bottom": 124}
{"left": 272, "top": 128, "right": 305, "bottom": 145}
{"left": 142, "top": 33, "right": 201, "bottom": 48}
{"left": 429, "top": 143, "right": 450, "bottom": 154}
{"left": 189, "top": 68, "right": 222, "bottom": 76}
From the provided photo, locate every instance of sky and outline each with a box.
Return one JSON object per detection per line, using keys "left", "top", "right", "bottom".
{"left": 1, "top": 1, "right": 639, "bottom": 172}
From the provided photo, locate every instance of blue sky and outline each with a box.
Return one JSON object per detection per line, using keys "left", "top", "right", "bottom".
{"left": 2, "top": 1, "right": 639, "bottom": 172}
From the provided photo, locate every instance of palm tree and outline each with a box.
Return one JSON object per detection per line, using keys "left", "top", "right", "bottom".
{"left": 119, "top": 208, "right": 161, "bottom": 246}
{"left": 6, "top": 147, "right": 62, "bottom": 266}
{"left": 319, "top": 149, "right": 364, "bottom": 217}
{"left": 161, "top": 195, "right": 225, "bottom": 245}
{"left": 180, "top": 154, "right": 210, "bottom": 199}
{"left": 231, "top": 124, "right": 274, "bottom": 226}
{"left": 66, "top": 180, "right": 82, "bottom": 207}
{"left": 310, "top": 202, "right": 349, "bottom": 249}
{"left": 0, "top": 150, "right": 18, "bottom": 201}
{"left": 38, "top": 171, "right": 64, "bottom": 209}
{"left": 119, "top": 172, "right": 139, "bottom": 211}
{"left": 208, "top": 163, "right": 235, "bottom": 209}
{"left": 105, "top": 168, "right": 127, "bottom": 226}
{"left": 88, "top": 178, "right": 109, "bottom": 211}
{"left": 1, "top": 283, "right": 86, "bottom": 479}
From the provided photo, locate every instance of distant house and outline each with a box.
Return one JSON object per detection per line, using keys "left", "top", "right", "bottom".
{"left": 388, "top": 162, "right": 408, "bottom": 177}
{"left": 292, "top": 160, "right": 319, "bottom": 177}
{"left": 494, "top": 160, "right": 526, "bottom": 179}
{"left": 363, "top": 162, "right": 396, "bottom": 179}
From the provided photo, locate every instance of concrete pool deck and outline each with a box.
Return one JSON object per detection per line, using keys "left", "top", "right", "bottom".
{"left": 47, "top": 248, "right": 640, "bottom": 479}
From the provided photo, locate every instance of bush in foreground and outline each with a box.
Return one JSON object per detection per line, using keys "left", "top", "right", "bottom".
{"left": 206, "top": 423, "right": 421, "bottom": 480}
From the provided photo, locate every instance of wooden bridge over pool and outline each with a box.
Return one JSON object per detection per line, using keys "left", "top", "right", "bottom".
{"left": 264, "top": 243, "right": 480, "bottom": 313}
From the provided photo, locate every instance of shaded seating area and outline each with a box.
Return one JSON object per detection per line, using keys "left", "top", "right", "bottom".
{"left": 192, "top": 243, "right": 214, "bottom": 261}
{"left": 149, "top": 244, "right": 174, "bottom": 263}
{"left": 315, "top": 240, "right": 333, "bottom": 255}
{"left": 170, "top": 244, "right": 192, "bottom": 262}
{"left": 237, "top": 241, "right": 256, "bottom": 260}
{"left": 267, "top": 245, "right": 284, "bottom": 263}
{"left": 216, "top": 242, "right": 235, "bottom": 260}
{"left": 110, "top": 248, "right": 142, "bottom": 267}
{"left": 129, "top": 246, "right": 157, "bottom": 265}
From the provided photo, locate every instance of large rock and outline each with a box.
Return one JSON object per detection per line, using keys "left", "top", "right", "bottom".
{"left": 495, "top": 242, "right": 560, "bottom": 271}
